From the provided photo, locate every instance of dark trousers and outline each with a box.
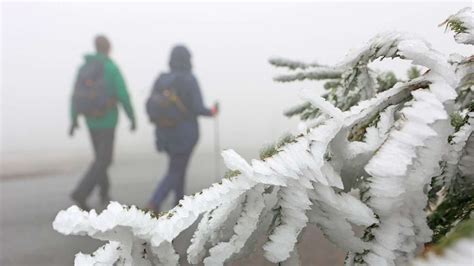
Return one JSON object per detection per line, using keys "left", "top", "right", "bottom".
{"left": 72, "top": 128, "right": 115, "bottom": 201}
{"left": 150, "top": 152, "right": 192, "bottom": 208}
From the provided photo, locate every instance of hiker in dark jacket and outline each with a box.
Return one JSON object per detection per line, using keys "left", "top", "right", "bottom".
{"left": 69, "top": 35, "right": 136, "bottom": 210}
{"left": 147, "top": 45, "right": 218, "bottom": 212}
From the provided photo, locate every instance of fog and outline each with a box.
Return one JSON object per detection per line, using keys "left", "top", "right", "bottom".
{"left": 1, "top": 1, "right": 471, "bottom": 175}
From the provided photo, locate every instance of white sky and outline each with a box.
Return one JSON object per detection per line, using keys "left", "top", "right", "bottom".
{"left": 1, "top": 1, "right": 471, "bottom": 161}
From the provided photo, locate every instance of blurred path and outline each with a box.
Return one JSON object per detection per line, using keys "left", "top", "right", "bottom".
{"left": 0, "top": 152, "right": 344, "bottom": 265}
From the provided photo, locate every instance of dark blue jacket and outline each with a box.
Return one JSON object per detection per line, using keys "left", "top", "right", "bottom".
{"left": 152, "top": 46, "right": 212, "bottom": 154}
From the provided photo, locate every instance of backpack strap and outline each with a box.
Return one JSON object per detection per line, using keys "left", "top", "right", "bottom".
{"left": 168, "top": 73, "right": 190, "bottom": 117}
{"left": 168, "top": 90, "right": 188, "bottom": 115}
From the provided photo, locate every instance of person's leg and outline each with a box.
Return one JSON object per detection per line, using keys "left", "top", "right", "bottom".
{"left": 149, "top": 150, "right": 193, "bottom": 210}
{"left": 96, "top": 128, "right": 115, "bottom": 202}
{"left": 98, "top": 172, "right": 110, "bottom": 202}
{"left": 71, "top": 129, "right": 101, "bottom": 209}
{"left": 172, "top": 152, "right": 192, "bottom": 206}
{"left": 150, "top": 153, "right": 182, "bottom": 210}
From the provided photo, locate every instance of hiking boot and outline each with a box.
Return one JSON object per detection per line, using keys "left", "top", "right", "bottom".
{"left": 70, "top": 194, "right": 90, "bottom": 211}
{"left": 101, "top": 195, "right": 112, "bottom": 206}
{"left": 146, "top": 203, "right": 160, "bottom": 214}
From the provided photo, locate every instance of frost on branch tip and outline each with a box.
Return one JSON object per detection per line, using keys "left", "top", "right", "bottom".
{"left": 440, "top": 7, "right": 474, "bottom": 45}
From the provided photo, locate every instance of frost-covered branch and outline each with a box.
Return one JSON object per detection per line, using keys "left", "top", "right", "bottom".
{"left": 54, "top": 7, "right": 473, "bottom": 266}
{"left": 269, "top": 57, "right": 324, "bottom": 70}
{"left": 273, "top": 67, "right": 344, "bottom": 82}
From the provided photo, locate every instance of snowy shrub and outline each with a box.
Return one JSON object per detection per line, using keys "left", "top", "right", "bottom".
{"left": 53, "top": 7, "right": 473, "bottom": 266}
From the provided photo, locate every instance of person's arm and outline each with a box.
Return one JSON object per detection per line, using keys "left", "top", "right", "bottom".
{"left": 69, "top": 74, "right": 80, "bottom": 136}
{"left": 188, "top": 76, "right": 214, "bottom": 117}
{"left": 113, "top": 65, "right": 136, "bottom": 129}
{"left": 70, "top": 98, "right": 78, "bottom": 124}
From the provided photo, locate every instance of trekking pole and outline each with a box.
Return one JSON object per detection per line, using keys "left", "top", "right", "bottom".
{"left": 214, "top": 102, "right": 221, "bottom": 180}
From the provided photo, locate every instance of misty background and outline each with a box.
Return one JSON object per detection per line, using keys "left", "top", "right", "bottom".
{"left": 1, "top": 1, "right": 471, "bottom": 177}
{"left": 1, "top": 2, "right": 472, "bottom": 265}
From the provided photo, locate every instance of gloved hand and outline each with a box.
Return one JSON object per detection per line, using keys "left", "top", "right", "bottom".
{"left": 211, "top": 102, "right": 219, "bottom": 116}
{"left": 69, "top": 122, "right": 78, "bottom": 137}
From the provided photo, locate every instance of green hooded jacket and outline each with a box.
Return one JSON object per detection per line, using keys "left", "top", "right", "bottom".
{"left": 71, "top": 53, "right": 135, "bottom": 129}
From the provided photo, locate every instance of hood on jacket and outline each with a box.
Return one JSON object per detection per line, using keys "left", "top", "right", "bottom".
{"left": 169, "top": 45, "right": 192, "bottom": 72}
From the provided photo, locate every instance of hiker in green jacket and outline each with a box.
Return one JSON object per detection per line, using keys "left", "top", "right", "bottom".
{"left": 69, "top": 35, "right": 136, "bottom": 210}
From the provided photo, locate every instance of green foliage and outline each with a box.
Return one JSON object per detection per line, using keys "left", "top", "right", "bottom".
{"left": 283, "top": 69, "right": 403, "bottom": 121}
{"left": 341, "top": 66, "right": 361, "bottom": 95}
{"left": 300, "top": 107, "right": 320, "bottom": 120}
{"left": 361, "top": 223, "right": 378, "bottom": 242}
{"left": 323, "top": 80, "right": 342, "bottom": 90}
{"left": 267, "top": 206, "right": 282, "bottom": 236}
{"left": 407, "top": 66, "right": 421, "bottom": 80}
{"left": 437, "top": 219, "right": 474, "bottom": 249}
{"left": 268, "top": 58, "right": 321, "bottom": 70}
{"left": 347, "top": 112, "right": 381, "bottom": 142}
{"left": 259, "top": 134, "right": 297, "bottom": 160}
{"left": 426, "top": 219, "right": 474, "bottom": 256}
{"left": 443, "top": 19, "right": 469, "bottom": 34}
{"left": 259, "top": 144, "right": 278, "bottom": 160}
{"left": 283, "top": 102, "right": 312, "bottom": 118}
{"left": 427, "top": 184, "right": 474, "bottom": 244}
{"left": 143, "top": 208, "right": 168, "bottom": 219}
{"left": 275, "top": 133, "right": 297, "bottom": 149}
{"left": 224, "top": 169, "right": 241, "bottom": 179}
{"left": 450, "top": 112, "right": 469, "bottom": 132}
{"left": 352, "top": 250, "right": 370, "bottom": 264}
{"left": 284, "top": 102, "right": 320, "bottom": 120}
{"left": 428, "top": 162, "right": 447, "bottom": 204}
{"left": 376, "top": 71, "right": 398, "bottom": 92}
